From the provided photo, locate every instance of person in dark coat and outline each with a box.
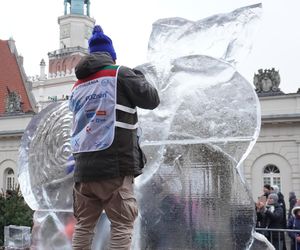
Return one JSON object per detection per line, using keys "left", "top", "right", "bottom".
{"left": 256, "top": 184, "right": 271, "bottom": 229}
{"left": 70, "top": 25, "right": 160, "bottom": 250}
{"left": 263, "top": 184, "right": 272, "bottom": 199}
{"left": 289, "top": 192, "right": 297, "bottom": 219}
{"left": 256, "top": 199, "right": 267, "bottom": 229}
{"left": 287, "top": 204, "right": 300, "bottom": 250}
{"left": 257, "top": 193, "right": 284, "bottom": 250}
{"left": 272, "top": 186, "right": 287, "bottom": 218}
{"left": 272, "top": 185, "right": 287, "bottom": 250}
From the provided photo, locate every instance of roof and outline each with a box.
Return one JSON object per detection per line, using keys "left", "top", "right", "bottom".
{"left": 0, "top": 39, "right": 34, "bottom": 115}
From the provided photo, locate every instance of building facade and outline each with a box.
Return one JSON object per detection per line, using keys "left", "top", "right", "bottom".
{"left": 0, "top": 0, "right": 93, "bottom": 193}
{"left": 244, "top": 69, "right": 300, "bottom": 202}
{"left": 0, "top": 39, "right": 36, "bottom": 192}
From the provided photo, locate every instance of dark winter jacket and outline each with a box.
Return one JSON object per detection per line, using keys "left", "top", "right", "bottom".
{"left": 257, "top": 203, "right": 284, "bottom": 240}
{"left": 288, "top": 206, "right": 300, "bottom": 250}
{"left": 289, "top": 192, "right": 297, "bottom": 218}
{"left": 277, "top": 191, "right": 287, "bottom": 223}
{"left": 71, "top": 52, "right": 160, "bottom": 182}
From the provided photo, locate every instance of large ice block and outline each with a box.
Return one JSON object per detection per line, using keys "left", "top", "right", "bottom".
{"left": 30, "top": 211, "right": 74, "bottom": 250}
{"left": 18, "top": 3, "right": 265, "bottom": 250}
{"left": 4, "top": 225, "right": 31, "bottom": 249}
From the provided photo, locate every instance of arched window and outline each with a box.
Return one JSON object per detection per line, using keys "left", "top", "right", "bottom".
{"left": 71, "top": 56, "right": 78, "bottom": 71}
{"left": 62, "top": 59, "right": 67, "bottom": 74}
{"left": 56, "top": 61, "right": 61, "bottom": 75}
{"left": 5, "top": 168, "right": 15, "bottom": 191}
{"left": 263, "top": 164, "right": 281, "bottom": 191}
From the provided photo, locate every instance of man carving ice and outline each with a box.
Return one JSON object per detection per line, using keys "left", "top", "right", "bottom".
{"left": 69, "top": 25, "right": 160, "bottom": 250}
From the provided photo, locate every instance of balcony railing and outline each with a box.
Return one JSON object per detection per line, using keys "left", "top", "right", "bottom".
{"left": 255, "top": 227, "right": 300, "bottom": 249}
{"left": 48, "top": 46, "right": 88, "bottom": 58}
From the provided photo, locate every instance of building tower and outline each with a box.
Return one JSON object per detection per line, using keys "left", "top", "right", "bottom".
{"left": 49, "top": 0, "right": 95, "bottom": 78}
{"left": 32, "top": 0, "right": 95, "bottom": 110}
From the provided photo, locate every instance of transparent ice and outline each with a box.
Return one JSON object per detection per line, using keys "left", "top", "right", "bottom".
{"left": 4, "top": 225, "right": 31, "bottom": 249}
{"left": 18, "top": 4, "right": 269, "bottom": 250}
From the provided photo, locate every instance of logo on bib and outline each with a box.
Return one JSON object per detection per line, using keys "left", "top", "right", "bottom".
{"left": 86, "top": 92, "right": 108, "bottom": 101}
{"left": 101, "top": 79, "right": 113, "bottom": 87}
{"left": 86, "top": 111, "right": 95, "bottom": 119}
{"left": 95, "top": 118, "right": 106, "bottom": 123}
{"left": 96, "top": 110, "right": 107, "bottom": 116}
{"left": 95, "top": 142, "right": 109, "bottom": 148}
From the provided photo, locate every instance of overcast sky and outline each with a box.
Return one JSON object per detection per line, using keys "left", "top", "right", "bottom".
{"left": 1, "top": 0, "right": 300, "bottom": 93}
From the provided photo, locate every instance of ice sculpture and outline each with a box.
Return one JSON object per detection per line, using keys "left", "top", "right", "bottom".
{"left": 18, "top": 3, "right": 266, "bottom": 250}
{"left": 134, "top": 54, "right": 260, "bottom": 250}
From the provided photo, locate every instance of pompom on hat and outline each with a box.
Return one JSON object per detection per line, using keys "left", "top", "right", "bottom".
{"left": 88, "top": 25, "right": 117, "bottom": 61}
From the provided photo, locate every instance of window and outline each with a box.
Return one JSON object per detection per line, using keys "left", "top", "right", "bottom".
{"left": 263, "top": 165, "right": 281, "bottom": 191}
{"left": 5, "top": 168, "right": 15, "bottom": 191}
{"left": 56, "top": 62, "right": 61, "bottom": 74}
{"left": 62, "top": 59, "right": 67, "bottom": 74}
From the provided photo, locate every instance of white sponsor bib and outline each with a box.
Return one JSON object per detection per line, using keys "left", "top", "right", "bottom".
{"left": 69, "top": 66, "right": 119, "bottom": 153}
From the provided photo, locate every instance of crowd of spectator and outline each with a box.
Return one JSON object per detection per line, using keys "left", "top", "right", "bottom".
{"left": 256, "top": 184, "right": 300, "bottom": 250}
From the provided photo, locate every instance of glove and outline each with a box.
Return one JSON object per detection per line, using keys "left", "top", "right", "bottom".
{"left": 266, "top": 205, "right": 275, "bottom": 213}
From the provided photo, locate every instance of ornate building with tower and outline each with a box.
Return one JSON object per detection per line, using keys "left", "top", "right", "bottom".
{"left": 32, "top": 0, "right": 95, "bottom": 111}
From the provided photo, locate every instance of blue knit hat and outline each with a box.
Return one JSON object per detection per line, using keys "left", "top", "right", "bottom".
{"left": 88, "top": 25, "right": 117, "bottom": 61}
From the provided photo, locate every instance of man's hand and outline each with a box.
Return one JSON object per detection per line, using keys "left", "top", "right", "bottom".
{"left": 296, "top": 236, "right": 300, "bottom": 242}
